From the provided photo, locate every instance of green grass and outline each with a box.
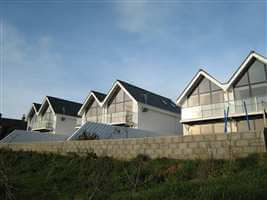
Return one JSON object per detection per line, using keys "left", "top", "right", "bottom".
{"left": 1, "top": 149, "right": 267, "bottom": 200}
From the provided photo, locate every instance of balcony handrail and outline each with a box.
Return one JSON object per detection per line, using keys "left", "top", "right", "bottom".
{"left": 182, "top": 95, "right": 267, "bottom": 121}
{"left": 31, "top": 119, "right": 54, "bottom": 129}
{"left": 104, "top": 111, "right": 136, "bottom": 125}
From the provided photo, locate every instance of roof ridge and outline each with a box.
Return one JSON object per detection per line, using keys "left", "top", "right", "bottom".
{"left": 91, "top": 90, "right": 106, "bottom": 95}
{"left": 46, "top": 96, "right": 82, "bottom": 105}
{"left": 117, "top": 80, "right": 174, "bottom": 101}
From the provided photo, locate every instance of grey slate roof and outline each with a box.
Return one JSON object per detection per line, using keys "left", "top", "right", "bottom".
{"left": 68, "top": 121, "right": 179, "bottom": 140}
{"left": 47, "top": 96, "right": 82, "bottom": 117}
{"left": 0, "top": 130, "right": 69, "bottom": 144}
{"left": 92, "top": 91, "right": 106, "bottom": 102}
{"left": 117, "top": 80, "right": 181, "bottom": 114}
{"left": 33, "top": 103, "right": 41, "bottom": 112}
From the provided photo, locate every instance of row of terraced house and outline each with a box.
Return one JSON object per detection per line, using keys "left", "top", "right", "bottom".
{"left": 27, "top": 80, "right": 182, "bottom": 136}
{"left": 26, "top": 51, "right": 267, "bottom": 137}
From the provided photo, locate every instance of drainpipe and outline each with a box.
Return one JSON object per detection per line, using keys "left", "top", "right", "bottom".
{"left": 264, "top": 108, "right": 266, "bottom": 128}
{"left": 243, "top": 101, "right": 251, "bottom": 131}
{"left": 144, "top": 94, "right": 147, "bottom": 105}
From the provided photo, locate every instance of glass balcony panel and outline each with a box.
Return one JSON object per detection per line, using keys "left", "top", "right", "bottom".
{"left": 104, "top": 111, "right": 136, "bottom": 126}
{"left": 32, "top": 120, "right": 54, "bottom": 130}
{"left": 182, "top": 95, "right": 267, "bottom": 121}
{"left": 86, "top": 116, "right": 99, "bottom": 123}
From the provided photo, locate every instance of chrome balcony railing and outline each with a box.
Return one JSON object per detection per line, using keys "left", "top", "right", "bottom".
{"left": 31, "top": 120, "right": 54, "bottom": 130}
{"left": 182, "top": 95, "right": 267, "bottom": 121}
{"left": 104, "top": 111, "right": 136, "bottom": 126}
{"left": 85, "top": 116, "right": 101, "bottom": 123}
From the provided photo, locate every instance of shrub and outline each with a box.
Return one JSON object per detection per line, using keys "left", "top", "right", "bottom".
{"left": 133, "top": 154, "right": 151, "bottom": 162}
{"left": 78, "top": 131, "right": 99, "bottom": 140}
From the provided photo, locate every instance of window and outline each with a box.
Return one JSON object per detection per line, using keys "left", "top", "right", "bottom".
{"left": 91, "top": 107, "right": 97, "bottom": 116}
{"left": 236, "top": 72, "right": 249, "bottom": 87}
{"left": 125, "top": 101, "right": 133, "bottom": 112}
{"left": 234, "top": 86, "right": 250, "bottom": 100}
{"left": 86, "top": 99, "right": 102, "bottom": 121}
{"left": 116, "top": 89, "right": 124, "bottom": 102}
{"left": 161, "top": 99, "right": 168, "bottom": 105}
{"left": 107, "top": 87, "right": 133, "bottom": 114}
{"left": 116, "top": 103, "right": 124, "bottom": 112}
{"left": 91, "top": 100, "right": 98, "bottom": 108}
{"left": 188, "top": 95, "right": 199, "bottom": 107}
{"left": 212, "top": 90, "right": 224, "bottom": 104}
{"left": 249, "top": 60, "right": 266, "bottom": 84}
{"left": 191, "top": 87, "right": 198, "bottom": 95}
{"left": 199, "top": 78, "right": 210, "bottom": 94}
{"left": 97, "top": 107, "right": 102, "bottom": 115}
{"left": 251, "top": 83, "right": 267, "bottom": 97}
{"left": 200, "top": 93, "right": 211, "bottom": 105}
{"left": 211, "top": 82, "right": 221, "bottom": 91}
{"left": 108, "top": 104, "right": 115, "bottom": 113}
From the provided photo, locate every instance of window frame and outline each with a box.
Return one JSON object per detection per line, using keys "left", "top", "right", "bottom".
{"left": 234, "top": 61, "right": 267, "bottom": 101}
{"left": 107, "top": 87, "right": 133, "bottom": 114}
{"left": 185, "top": 78, "right": 223, "bottom": 108}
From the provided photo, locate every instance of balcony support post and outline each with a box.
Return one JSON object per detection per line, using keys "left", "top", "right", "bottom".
{"left": 243, "top": 101, "right": 251, "bottom": 131}
{"left": 224, "top": 106, "right": 229, "bottom": 133}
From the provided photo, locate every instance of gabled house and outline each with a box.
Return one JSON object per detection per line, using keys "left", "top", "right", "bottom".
{"left": 27, "top": 103, "right": 41, "bottom": 131}
{"left": 176, "top": 51, "right": 267, "bottom": 135}
{"left": 79, "top": 80, "right": 182, "bottom": 135}
{"left": 28, "top": 96, "right": 82, "bottom": 135}
{"left": 77, "top": 91, "right": 106, "bottom": 126}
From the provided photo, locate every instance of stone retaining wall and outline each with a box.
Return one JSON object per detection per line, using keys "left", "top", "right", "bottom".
{"left": 0, "top": 131, "right": 266, "bottom": 160}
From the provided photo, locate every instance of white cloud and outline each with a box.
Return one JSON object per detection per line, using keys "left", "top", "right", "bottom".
{"left": 114, "top": 1, "right": 175, "bottom": 35}
{"left": 116, "top": 1, "right": 148, "bottom": 33}
{"left": 0, "top": 23, "right": 83, "bottom": 119}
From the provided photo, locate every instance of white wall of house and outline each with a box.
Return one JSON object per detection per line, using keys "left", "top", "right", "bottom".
{"left": 137, "top": 103, "right": 182, "bottom": 135}
{"left": 131, "top": 101, "right": 139, "bottom": 127}
{"left": 79, "top": 96, "right": 182, "bottom": 135}
{"left": 81, "top": 112, "right": 87, "bottom": 125}
{"left": 54, "top": 114, "right": 78, "bottom": 135}
{"left": 27, "top": 113, "right": 37, "bottom": 130}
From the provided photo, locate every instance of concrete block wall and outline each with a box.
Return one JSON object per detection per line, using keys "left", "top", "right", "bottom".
{"left": 0, "top": 131, "right": 266, "bottom": 160}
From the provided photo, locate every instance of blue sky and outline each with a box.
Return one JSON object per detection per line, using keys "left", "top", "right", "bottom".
{"left": 0, "top": 0, "right": 266, "bottom": 119}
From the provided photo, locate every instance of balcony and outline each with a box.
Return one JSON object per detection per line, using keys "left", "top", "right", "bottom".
{"left": 31, "top": 120, "right": 54, "bottom": 131}
{"left": 182, "top": 95, "right": 267, "bottom": 122}
{"left": 104, "top": 111, "right": 136, "bottom": 126}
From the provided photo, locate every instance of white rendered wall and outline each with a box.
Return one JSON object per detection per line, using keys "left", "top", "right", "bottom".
{"left": 54, "top": 114, "right": 78, "bottom": 135}
{"left": 137, "top": 103, "right": 182, "bottom": 135}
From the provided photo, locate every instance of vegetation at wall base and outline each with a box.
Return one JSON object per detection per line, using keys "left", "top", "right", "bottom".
{"left": 1, "top": 149, "right": 267, "bottom": 200}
